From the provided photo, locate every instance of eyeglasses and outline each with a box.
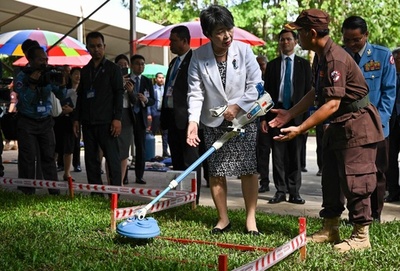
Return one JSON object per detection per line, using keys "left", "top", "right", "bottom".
{"left": 343, "top": 35, "right": 365, "bottom": 44}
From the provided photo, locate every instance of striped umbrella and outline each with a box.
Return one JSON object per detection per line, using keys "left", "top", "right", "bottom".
{"left": 137, "top": 21, "right": 265, "bottom": 48}
{"left": 0, "top": 29, "right": 88, "bottom": 57}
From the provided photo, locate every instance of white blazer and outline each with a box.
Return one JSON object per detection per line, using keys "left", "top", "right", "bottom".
{"left": 187, "top": 40, "right": 262, "bottom": 127}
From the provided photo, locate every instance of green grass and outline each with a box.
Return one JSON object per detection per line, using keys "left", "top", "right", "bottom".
{"left": 0, "top": 188, "right": 399, "bottom": 271}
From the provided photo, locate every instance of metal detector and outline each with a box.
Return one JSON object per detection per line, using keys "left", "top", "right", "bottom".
{"left": 117, "top": 83, "right": 274, "bottom": 238}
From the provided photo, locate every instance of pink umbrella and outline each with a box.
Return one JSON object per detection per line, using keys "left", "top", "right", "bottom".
{"left": 137, "top": 21, "right": 265, "bottom": 48}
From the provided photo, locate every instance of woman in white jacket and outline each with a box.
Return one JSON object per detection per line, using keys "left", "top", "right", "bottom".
{"left": 187, "top": 5, "right": 262, "bottom": 235}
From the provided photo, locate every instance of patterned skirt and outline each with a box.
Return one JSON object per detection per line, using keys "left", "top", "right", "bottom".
{"left": 203, "top": 120, "right": 257, "bottom": 177}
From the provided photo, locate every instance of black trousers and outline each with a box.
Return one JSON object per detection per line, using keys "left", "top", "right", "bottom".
{"left": 168, "top": 123, "right": 201, "bottom": 204}
{"left": 270, "top": 122, "right": 302, "bottom": 196}
{"left": 256, "top": 129, "right": 271, "bottom": 186}
{"left": 82, "top": 123, "right": 121, "bottom": 186}
{"left": 198, "top": 128, "right": 209, "bottom": 184}
{"left": 300, "top": 133, "right": 308, "bottom": 169}
{"left": 72, "top": 129, "right": 81, "bottom": 168}
{"left": 316, "top": 124, "right": 324, "bottom": 171}
{"left": 17, "top": 115, "right": 59, "bottom": 194}
{"left": 386, "top": 118, "right": 400, "bottom": 197}
{"left": 0, "top": 120, "right": 4, "bottom": 177}
{"left": 133, "top": 112, "right": 146, "bottom": 180}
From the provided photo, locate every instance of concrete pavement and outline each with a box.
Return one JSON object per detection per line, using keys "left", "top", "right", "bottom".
{"left": 1, "top": 136, "right": 399, "bottom": 222}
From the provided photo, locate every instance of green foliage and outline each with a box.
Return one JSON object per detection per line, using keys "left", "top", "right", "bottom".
{"left": 299, "top": 0, "right": 400, "bottom": 49}
{"left": 130, "top": 0, "right": 400, "bottom": 62}
{"left": 0, "top": 56, "right": 19, "bottom": 78}
{"left": 1, "top": 188, "right": 400, "bottom": 270}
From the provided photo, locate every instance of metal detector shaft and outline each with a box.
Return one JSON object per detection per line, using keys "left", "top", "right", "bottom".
{"left": 135, "top": 130, "right": 239, "bottom": 220}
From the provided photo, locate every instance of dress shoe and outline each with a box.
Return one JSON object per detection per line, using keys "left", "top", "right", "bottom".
{"left": 74, "top": 165, "right": 82, "bottom": 172}
{"left": 123, "top": 176, "right": 129, "bottom": 185}
{"left": 288, "top": 195, "right": 305, "bottom": 204}
{"left": 384, "top": 194, "right": 400, "bottom": 202}
{"left": 301, "top": 167, "right": 308, "bottom": 172}
{"left": 268, "top": 194, "right": 286, "bottom": 204}
{"left": 63, "top": 175, "right": 75, "bottom": 182}
{"left": 246, "top": 230, "right": 262, "bottom": 236}
{"left": 211, "top": 223, "right": 231, "bottom": 234}
{"left": 316, "top": 170, "right": 322, "bottom": 176}
{"left": 258, "top": 184, "right": 270, "bottom": 193}
{"left": 135, "top": 178, "right": 146, "bottom": 185}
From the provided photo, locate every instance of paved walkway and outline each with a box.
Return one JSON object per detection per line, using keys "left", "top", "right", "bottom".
{"left": 1, "top": 136, "right": 399, "bottom": 222}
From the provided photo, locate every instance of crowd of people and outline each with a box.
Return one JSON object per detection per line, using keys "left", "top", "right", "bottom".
{"left": 0, "top": 4, "right": 399, "bottom": 253}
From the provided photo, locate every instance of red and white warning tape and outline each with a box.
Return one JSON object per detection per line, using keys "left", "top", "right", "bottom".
{"left": 0, "top": 177, "right": 188, "bottom": 198}
{"left": 232, "top": 231, "right": 307, "bottom": 271}
{"left": 114, "top": 192, "right": 196, "bottom": 220}
{"left": 1, "top": 178, "right": 68, "bottom": 189}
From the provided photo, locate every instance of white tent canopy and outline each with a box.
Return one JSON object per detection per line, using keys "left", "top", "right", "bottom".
{"left": 0, "top": 0, "right": 170, "bottom": 64}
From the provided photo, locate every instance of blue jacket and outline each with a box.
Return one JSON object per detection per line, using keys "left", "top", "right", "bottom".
{"left": 15, "top": 70, "right": 65, "bottom": 119}
{"left": 346, "top": 42, "right": 396, "bottom": 137}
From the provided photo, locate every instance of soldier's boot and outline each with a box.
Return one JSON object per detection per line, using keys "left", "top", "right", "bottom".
{"left": 333, "top": 224, "right": 371, "bottom": 253}
{"left": 307, "top": 217, "right": 340, "bottom": 243}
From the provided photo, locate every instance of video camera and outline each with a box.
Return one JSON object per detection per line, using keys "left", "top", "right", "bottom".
{"left": 23, "top": 64, "right": 64, "bottom": 86}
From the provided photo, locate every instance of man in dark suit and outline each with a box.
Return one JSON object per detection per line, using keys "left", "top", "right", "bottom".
{"left": 148, "top": 72, "right": 169, "bottom": 157}
{"left": 129, "top": 54, "right": 155, "bottom": 184}
{"left": 261, "top": 29, "right": 311, "bottom": 204}
{"left": 160, "top": 25, "right": 201, "bottom": 204}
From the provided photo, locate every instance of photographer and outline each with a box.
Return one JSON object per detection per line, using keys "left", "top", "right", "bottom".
{"left": 14, "top": 45, "right": 66, "bottom": 195}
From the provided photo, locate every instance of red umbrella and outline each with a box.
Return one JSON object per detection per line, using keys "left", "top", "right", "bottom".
{"left": 13, "top": 55, "right": 92, "bottom": 67}
{"left": 137, "top": 21, "right": 265, "bottom": 48}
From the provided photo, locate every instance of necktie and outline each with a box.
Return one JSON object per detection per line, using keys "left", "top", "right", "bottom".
{"left": 134, "top": 76, "right": 140, "bottom": 113}
{"left": 354, "top": 53, "right": 361, "bottom": 65}
{"left": 170, "top": 57, "right": 181, "bottom": 82}
{"left": 283, "top": 57, "right": 292, "bottom": 109}
{"left": 165, "top": 57, "right": 181, "bottom": 108}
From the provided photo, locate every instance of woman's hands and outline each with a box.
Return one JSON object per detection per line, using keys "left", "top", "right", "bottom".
{"left": 222, "top": 104, "right": 240, "bottom": 122}
{"left": 186, "top": 121, "right": 200, "bottom": 147}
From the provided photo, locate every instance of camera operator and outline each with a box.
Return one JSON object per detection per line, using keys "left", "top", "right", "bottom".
{"left": 14, "top": 45, "right": 66, "bottom": 195}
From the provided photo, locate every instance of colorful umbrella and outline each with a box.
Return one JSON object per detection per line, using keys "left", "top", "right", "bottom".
{"left": 137, "top": 21, "right": 265, "bottom": 48}
{"left": 0, "top": 29, "right": 89, "bottom": 57}
{"left": 143, "top": 63, "right": 168, "bottom": 78}
{"left": 13, "top": 55, "right": 92, "bottom": 67}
